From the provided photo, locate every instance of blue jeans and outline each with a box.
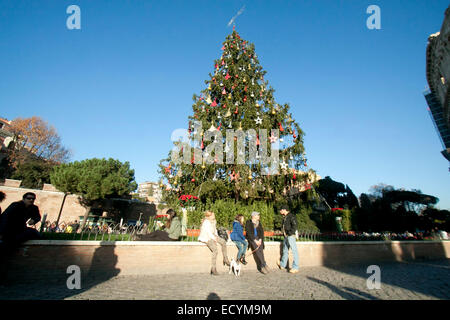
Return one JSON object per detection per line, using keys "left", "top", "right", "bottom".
{"left": 233, "top": 240, "right": 248, "bottom": 260}
{"left": 280, "top": 235, "right": 299, "bottom": 270}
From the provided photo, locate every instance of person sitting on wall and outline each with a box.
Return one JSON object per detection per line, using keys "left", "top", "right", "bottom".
{"left": 0, "top": 191, "right": 5, "bottom": 215}
{"left": 141, "top": 209, "right": 181, "bottom": 241}
{"left": 0, "top": 192, "right": 42, "bottom": 251}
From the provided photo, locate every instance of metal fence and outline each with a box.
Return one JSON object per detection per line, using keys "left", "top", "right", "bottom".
{"left": 31, "top": 220, "right": 441, "bottom": 242}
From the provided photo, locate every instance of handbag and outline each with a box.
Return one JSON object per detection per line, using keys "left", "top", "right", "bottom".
{"left": 217, "top": 227, "right": 229, "bottom": 241}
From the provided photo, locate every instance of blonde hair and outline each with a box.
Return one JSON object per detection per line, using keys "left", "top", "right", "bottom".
{"left": 202, "top": 210, "right": 216, "bottom": 224}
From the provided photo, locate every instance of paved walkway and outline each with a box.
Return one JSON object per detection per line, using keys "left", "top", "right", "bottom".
{"left": 0, "top": 260, "right": 449, "bottom": 300}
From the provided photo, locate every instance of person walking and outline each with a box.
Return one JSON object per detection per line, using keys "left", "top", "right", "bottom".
{"left": 198, "top": 211, "right": 230, "bottom": 275}
{"left": 277, "top": 205, "right": 300, "bottom": 273}
{"left": 230, "top": 214, "right": 248, "bottom": 265}
{"left": 245, "top": 211, "right": 269, "bottom": 274}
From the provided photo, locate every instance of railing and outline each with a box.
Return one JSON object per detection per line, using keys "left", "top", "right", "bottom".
{"left": 31, "top": 221, "right": 445, "bottom": 242}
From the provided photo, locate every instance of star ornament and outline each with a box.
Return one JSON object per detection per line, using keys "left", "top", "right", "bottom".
{"left": 255, "top": 116, "right": 262, "bottom": 125}
{"left": 280, "top": 161, "right": 288, "bottom": 170}
{"left": 269, "top": 134, "right": 278, "bottom": 143}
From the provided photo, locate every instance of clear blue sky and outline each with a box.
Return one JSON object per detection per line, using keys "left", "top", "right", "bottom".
{"left": 1, "top": 0, "right": 449, "bottom": 209}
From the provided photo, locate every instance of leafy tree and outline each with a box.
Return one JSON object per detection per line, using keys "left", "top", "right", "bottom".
{"left": 315, "top": 176, "right": 359, "bottom": 209}
{"left": 159, "top": 29, "right": 310, "bottom": 209}
{"left": 8, "top": 116, "right": 71, "bottom": 168}
{"left": 11, "top": 158, "right": 54, "bottom": 189}
{"left": 50, "top": 158, "right": 137, "bottom": 227}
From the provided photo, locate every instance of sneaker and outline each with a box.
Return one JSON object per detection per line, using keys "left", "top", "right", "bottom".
{"left": 289, "top": 268, "right": 299, "bottom": 274}
{"left": 276, "top": 259, "right": 285, "bottom": 270}
{"left": 260, "top": 267, "right": 269, "bottom": 275}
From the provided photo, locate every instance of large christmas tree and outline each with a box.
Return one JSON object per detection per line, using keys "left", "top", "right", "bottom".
{"left": 159, "top": 28, "right": 312, "bottom": 206}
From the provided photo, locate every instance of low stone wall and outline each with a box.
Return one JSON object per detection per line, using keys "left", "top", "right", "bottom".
{"left": 1, "top": 240, "right": 449, "bottom": 284}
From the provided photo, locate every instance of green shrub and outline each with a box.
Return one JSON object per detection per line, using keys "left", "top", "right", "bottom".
{"left": 184, "top": 199, "right": 274, "bottom": 231}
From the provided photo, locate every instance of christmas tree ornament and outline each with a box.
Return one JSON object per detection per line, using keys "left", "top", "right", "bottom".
{"left": 208, "top": 84, "right": 211, "bottom": 90}
{"left": 290, "top": 152, "right": 293, "bottom": 160}
{"left": 280, "top": 138, "right": 284, "bottom": 142}
{"left": 243, "top": 96, "right": 247, "bottom": 102}
{"left": 269, "top": 134, "right": 278, "bottom": 143}
{"left": 228, "top": 122, "right": 232, "bottom": 128}
{"left": 217, "top": 112, "right": 222, "bottom": 119}
{"left": 228, "top": 93, "right": 232, "bottom": 99}
{"left": 243, "top": 78, "right": 246, "bottom": 83}
{"left": 271, "top": 109, "right": 276, "bottom": 115}
{"left": 234, "top": 106, "right": 238, "bottom": 114}
{"left": 225, "top": 109, "right": 231, "bottom": 117}
{"left": 220, "top": 82, "right": 224, "bottom": 86}
{"left": 225, "top": 73, "right": 231, "bottom": 80}
{"left": 191, "top": 178, "right": 195, "bottom": 182}
{"left": 279, "top": 123, "right": 284, "bottom": 132}
{"left": 256, "top": 135, "right": 260, "bottom": 146}
{"left": 251, "top": 92, "right": 254, "bottom": 98}
{"left": 280, "top": 160, "right": 288, "bottom": 170}
{"left": 211, "top": 99, "right": 217, "bottom": 107}
{"left": 208, "top": 123, "right": 216, "bottom": 132}
{"left": 255, "top": 116, "right": 262, "bottom": 125}
{"left": 255, "top": 102, "right": 260, "bottom": 107}
{"left": 222, "top": 88, "right": 226, "bottom": 95}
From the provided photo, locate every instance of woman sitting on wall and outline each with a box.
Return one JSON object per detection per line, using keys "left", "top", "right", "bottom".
{"left": 144, "top": 209, "right": 181, "bottom": 241}
{"left": 198, "top": 210, "right": 230, "bottom": 275}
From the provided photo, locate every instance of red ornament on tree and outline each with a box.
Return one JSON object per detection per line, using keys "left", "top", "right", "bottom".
{"left": 211, "top": 99, "right": 217, "bottom": 107}
{"left": 279, "top": 123, "right": 284, "bottom": 132}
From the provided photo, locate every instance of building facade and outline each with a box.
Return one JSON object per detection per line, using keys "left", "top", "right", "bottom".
{"left": 425, "top": 6, "right": 450, "bottom": 166}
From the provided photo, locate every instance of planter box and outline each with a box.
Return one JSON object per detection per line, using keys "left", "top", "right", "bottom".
{"left": 187, "top": 229, "right": 200, "bottom": 237}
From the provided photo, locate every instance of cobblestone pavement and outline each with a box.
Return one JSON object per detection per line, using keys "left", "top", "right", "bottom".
{"left": 0, "top": 260, "right": 449, "bottom": 300}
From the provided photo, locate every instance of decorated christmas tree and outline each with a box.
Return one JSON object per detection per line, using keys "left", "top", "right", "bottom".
{"left": 159, "top": 28, "right": 313, "bottom": 207}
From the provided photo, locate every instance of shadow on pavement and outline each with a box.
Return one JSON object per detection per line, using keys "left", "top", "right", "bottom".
{"left": 307, "top": 276, "right": 380, "bottom": 300}
{"left": 207, "top": 292, "right": 221, "bottom": 300}
{"left": 0, "top": 242, "right": 120, "bottom": 300}
{"left": 319, "top": 241, "right": 450, "bottom": 299}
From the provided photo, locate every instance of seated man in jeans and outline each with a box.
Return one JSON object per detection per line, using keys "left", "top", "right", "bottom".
{"left": 0, "top": 192, "right": 41, "bottom": 253}
{"left": 277, "top": 205, "right": 299, "bottom": 273}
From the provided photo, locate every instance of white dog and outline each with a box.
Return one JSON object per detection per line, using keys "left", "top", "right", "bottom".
{"left": 229, "top": 258, "right": 241, "bottom": 277}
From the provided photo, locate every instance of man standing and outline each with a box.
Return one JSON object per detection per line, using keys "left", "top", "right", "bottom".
{"left": 0, "top": 192, "right": 41, "bottom": 250}
{"left": 277, "top": 205, "right": 299, "bottom": 274}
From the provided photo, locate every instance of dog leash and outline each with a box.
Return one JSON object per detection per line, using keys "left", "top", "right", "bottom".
{"left": 245, "top": 242, "right": 261, "bottom": 257}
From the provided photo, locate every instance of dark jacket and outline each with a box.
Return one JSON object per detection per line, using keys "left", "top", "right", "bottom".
{"left": 245, "top": 220, "right": 265, "bottom": 249}
{"left": 230, "top": 220, "right": 246, "bottom": 242}
{"left": 282, "top": 213, "right": 297, "bottom": 237}
{"left": 0, "top": 201, "right": 41, "bottom": 238}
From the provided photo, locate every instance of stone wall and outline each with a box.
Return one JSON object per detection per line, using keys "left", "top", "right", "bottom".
{"left": 0, "top": 184, "right": 86, "bottom": 224}
{"left": 0, "top": 180, "right": 160, "bottom": 225}
{"left": 1, "top": 240, "right": 448, "bottom": 284}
